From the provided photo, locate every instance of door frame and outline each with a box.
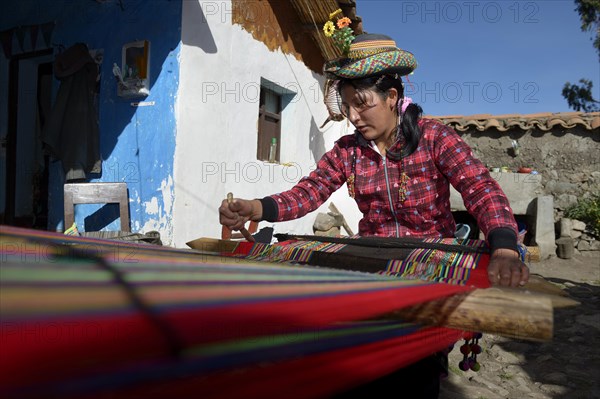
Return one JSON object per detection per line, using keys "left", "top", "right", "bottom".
{"left": 4, "top": 48, "right": 53, "bottom": 226}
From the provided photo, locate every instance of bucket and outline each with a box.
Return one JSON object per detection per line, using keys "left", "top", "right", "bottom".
{"left": 556, "top": 237, "right": 574, "bottom": 259}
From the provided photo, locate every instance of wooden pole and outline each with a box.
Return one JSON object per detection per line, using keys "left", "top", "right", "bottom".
{"left": 226, "top": 193, "right": 255, "bottom": 242}
{"left": 383, "top": 287, "right": 554, "bottom": 341}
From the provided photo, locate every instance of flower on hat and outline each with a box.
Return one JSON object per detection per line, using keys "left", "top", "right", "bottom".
{"left": 323, "top": 10, "right": 355, "bottom": 54}
{"left": 336, "top": 17, "right": 351, "bottom": 29}
{"left": 323, "top": 21, "right": 335, "bottom": 37}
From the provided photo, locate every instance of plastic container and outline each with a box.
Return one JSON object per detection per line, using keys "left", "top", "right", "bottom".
{"left": 269, "top": 137, "right": 277, "bottom": 163}
{"left": 454, "top": 223, "right": 471, "bottom": 239}
{"left": 517, "top": 222, "right": 527, "bottom": 245}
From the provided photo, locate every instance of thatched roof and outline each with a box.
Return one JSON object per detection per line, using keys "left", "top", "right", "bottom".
{"left": 289, "top": 0, "right": 363, "bottom": 61}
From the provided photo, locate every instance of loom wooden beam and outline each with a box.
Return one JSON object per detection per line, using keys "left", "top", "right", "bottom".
{"left": 186, "top": 237, "right": 240, "bottom": 253}
{"left": 385, "top": 287, "right": 554, "bottom": 341}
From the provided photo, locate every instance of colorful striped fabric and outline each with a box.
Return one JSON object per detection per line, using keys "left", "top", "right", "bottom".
{"left": 245, "top": 240, "right": 348, "bottom": 264}
{"left": 0, "top": 225, "right": 473, "bottom": 399}
{"left": 235, "top": 237, "right": 490, "bottom": 287}
{"left": 383, "top": 238, "right": 489, "bottom": 285}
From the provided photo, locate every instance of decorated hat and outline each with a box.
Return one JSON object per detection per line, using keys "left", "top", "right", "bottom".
{"left": 323, "top": 33, "right": 418, "bottom": 80}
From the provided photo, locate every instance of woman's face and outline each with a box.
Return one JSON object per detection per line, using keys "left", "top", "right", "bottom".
{"left": 340, "top": 84, "right": 398, "bottom": 143}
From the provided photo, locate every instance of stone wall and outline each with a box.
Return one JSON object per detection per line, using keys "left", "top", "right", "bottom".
{"left": 456, "top": 125, "right": 599, "bottom": 255}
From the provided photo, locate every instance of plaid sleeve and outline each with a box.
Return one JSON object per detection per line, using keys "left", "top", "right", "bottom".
{"left": 267, "top": 142, "right": 349, "bottom": 222}
{"left": 430, "top": 122, "right": 518, "bottom": 239}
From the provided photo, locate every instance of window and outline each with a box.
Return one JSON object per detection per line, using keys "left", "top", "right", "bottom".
{"left": 257, "top": 86, "right": 281, "bottom": 162}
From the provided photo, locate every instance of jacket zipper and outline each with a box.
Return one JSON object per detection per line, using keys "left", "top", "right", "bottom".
{"left": 382, "top": 156, "right": 401, "bottom": 237}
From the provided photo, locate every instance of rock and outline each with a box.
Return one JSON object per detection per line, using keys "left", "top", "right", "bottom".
{"left": 570, "top": 172, "right": 588, "bottom": 183}
{"left": 548, "top": 181, "right": 578, "bottom": 194}
{"left": 578, "top": 240, "right": 592, "bottom": 251}
{"left": 565, "top": 366, "right": 599, "bottom": 382}
{"left": 589, "top": 171, "right": 600, "bottom": 184}
{"left": 470, "top": 375, "right": 511, "bottom": 397}
{"left": 514, "top": 376, "right": 533, "bottom": 393}
{"left": 543, "top": 372, "right": 569, "bottom": 385}
{"left": 493, "top": 348, "right": 523, "bottom": 364}
{"left": 535, "top": 354, "right": 553, "bottom": 363}
{"left": 313, "top": 213, "right": 335, "bottom": 231}
{"left": 567, "top": 335, "right": 586, "bottom": 343}
{"left": 575, "top": 314, "right": 600, "bottom": 330}
{"left": 571, "top": 230, "right": 583, "bottom": 239}
{"left": 555, "top": 194, "right": 578, "bottom": 210}
{"left": 559, "top": 218, "right": 572, "bottom": 237}
{"left": 527, "top": 392, "right": 550, "bottom": 399}
{"left": 590, "top": 240, "right": 600, "bottom": 251}
{"left": 313, "top": 226, "right": 340, "bottom": 237}
{"left": 572, "top": 219, "right": 587, "bottom": 231}
{"left": 480, "top": 360, "right": 503, "bottom": 373}
{"left": 539, "top": 383, "right": 569, "bottom": 395}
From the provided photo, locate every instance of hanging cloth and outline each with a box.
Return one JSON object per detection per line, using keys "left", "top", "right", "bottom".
{"left": 42, "top": 42, "right": 101, "bottom": 181}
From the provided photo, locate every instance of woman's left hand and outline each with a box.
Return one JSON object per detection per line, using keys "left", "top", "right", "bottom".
{"left": 487, "top": 248, "right": 529, "bottom": 287}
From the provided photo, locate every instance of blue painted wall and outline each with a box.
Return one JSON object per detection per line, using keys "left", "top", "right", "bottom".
{"left": 2, "top": 0, "right": 182, "bottom": 236}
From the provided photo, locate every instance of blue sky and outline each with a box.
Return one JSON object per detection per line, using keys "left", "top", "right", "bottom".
{"left": 358, "top": 1, "right": 600, "bottom": 116}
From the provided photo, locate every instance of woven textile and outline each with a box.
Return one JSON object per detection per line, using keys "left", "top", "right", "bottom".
{"left": 325, "top": 50, "right": 417, "bottom": 79}
{"left": 382, "top": 238, "right": 488, "bottom": 285}
{"left": 323, "top": 33, "right": 417, "bottom": 79}
{"left": 245, "top": 240, "right": 347, "bottom": 263}
{"left": 236, "top": 237, "right": 489, "bottom": 287}
{"left": 0, "top": 225, "right": 472, "bottom": 399}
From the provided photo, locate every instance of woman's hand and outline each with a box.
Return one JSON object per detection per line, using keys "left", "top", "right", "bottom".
{"left": 487, "top": 248, "right": 529, "bottom": 287}
{"left": 219, "top": 198, "right": 262, "bottom": 231}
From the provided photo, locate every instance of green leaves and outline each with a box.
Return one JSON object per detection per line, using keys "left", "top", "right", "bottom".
{"left": 565, "top": 193, "right": 600, "bottom": 238}
{"left": 332, "top": 27, "right": 355, "bottom": 55}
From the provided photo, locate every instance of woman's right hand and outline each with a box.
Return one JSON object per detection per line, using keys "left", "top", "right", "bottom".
{"left": 219, "top": 198, "right": 262, "bottom": 231}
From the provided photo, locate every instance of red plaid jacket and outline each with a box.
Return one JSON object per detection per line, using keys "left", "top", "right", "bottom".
{"left": 265, "top": 118, "right": 517, "bottom": 240}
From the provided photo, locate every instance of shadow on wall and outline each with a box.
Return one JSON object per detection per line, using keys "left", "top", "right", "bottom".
{"left": 181, "top": 0, "right": 217, "bottom": 53}
{"left": 309, "top": 116, "right": 326, "bottom": 163}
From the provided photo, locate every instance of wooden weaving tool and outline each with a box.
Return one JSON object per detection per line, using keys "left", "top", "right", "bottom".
{"left": 226, "top": 192, "right": 255, "bottom": 242}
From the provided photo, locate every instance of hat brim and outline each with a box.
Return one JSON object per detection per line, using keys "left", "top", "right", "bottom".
{"left": 324, "top": 49, "right": 417, "bottom": 80}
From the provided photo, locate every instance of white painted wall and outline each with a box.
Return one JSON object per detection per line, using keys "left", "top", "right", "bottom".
{"left": 173, "top": 0, "right": 362, "bottom": 247}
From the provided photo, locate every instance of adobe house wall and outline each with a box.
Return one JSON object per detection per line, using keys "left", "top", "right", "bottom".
{"left": 457, "top": 126, "right": 600, "bottom": 215}
{"left": 457, "top": 126, "right": 599, "bottom": 256}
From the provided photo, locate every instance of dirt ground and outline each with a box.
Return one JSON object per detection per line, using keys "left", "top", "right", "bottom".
{"left": 440, "top": 252, "right": 600, "bottom": 399}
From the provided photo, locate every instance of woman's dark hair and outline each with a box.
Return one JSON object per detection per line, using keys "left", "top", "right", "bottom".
{"left": 338, "top": 75, "right": 422, "bottom": 160}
